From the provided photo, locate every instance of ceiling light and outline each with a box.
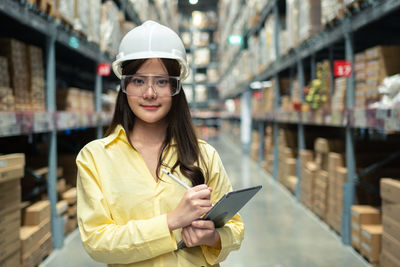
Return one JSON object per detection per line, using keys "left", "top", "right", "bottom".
{"left": 189, "top": 0, "right": 198, "bottom": 5}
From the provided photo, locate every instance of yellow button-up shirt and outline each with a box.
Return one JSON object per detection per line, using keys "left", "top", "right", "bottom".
{"left": 76, "top": 125, "right": 244, "bottom": 266}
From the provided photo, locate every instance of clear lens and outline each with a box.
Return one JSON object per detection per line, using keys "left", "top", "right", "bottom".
{"left": 121, "top": 74, "right": 181, "bottom": 97}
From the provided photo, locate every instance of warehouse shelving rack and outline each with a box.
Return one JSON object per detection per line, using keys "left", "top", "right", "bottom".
{"left": 0, "top": 0, "right": 125, "bottom": 249}
{"left": 219, "top": 0, "right": 400, "bottom": 245}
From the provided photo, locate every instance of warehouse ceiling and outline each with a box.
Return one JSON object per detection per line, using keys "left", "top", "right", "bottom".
{"left": 178, "top": 0, "right": 219, "bottom": 17}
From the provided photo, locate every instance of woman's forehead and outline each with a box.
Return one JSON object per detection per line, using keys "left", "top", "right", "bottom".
{"left": 136, "top": 58, "right": 168, "bottom": 74}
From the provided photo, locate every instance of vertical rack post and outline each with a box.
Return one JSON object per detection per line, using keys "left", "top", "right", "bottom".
{"left": 311, "top": 53, "right": 316, "bottom": 81}
{"left": 95, "top": 69, "right": 103, "bottom": 139}
{"left": 342, "top": 27, "right": 356, "bottom": 245}
{"left": 45, "top": 26, "right": 64, "bottom": 249}
{"left": 296, "top": 58, "right": 305, "bottom": 201}
{"left": 272, "top": 0, "right": 280, "bottom": 180}
{"left": 241, "top": 89, "right": 252, "bottom": 155}
{"left": 258, "top": 120, "right": 265, "bottom": 164}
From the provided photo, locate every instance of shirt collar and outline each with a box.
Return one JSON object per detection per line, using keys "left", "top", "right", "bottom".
{"left": 103, "top": 124, "right": 129, "bottom": 147}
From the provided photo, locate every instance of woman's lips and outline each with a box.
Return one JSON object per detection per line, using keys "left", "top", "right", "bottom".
{"left": 141, "top": 105, "right": 160, "bottom": 110}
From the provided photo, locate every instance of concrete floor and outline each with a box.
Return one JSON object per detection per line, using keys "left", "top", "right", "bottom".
{"left": 41, "top": 135, "right": 370, "bottom": 267}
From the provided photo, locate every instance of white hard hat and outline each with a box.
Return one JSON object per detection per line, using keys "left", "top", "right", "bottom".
{"left": 112, "top": 20, "right": 189, "bottom": 81}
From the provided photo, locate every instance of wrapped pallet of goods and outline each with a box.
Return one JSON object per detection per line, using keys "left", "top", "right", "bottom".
{"left": 286, "top": 0, "right": 299, "bottom": 50}
{"left": 0, "top": 153, "right": 25, "bottom": 266}
{"left": 321, "top": 0, "right": 344, "bottom": 26}
{"left": 380, "top": 178, "right": 400, "bottom": 267}
{"left": 20, "top": 200, "right": 52, "bottom": 267}
{"left": 73, "top": 0, "right": 89, "bottom": 37}
{"left": 54, "top": 0, "right": 74, "bottom": 27}
{"left": 87, "top": 0, "right": 101, "bottom": 45}
{"left": 26, "top": 45, "right": 46, "bottom": 112}
{"left": 101, "top": 1, "right": 121, "bottom": 56}
{"left": 0, "top": 56, "right": 15, "bottom": 111}
{"left": 0, "top": 39, "right": 30, "bottom": 111}
{"left": 298, "top": 0, "right": 321, "bottom": 43}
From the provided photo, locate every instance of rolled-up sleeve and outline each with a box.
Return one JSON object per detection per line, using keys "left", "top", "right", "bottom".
{"left": 199, "top": 144, "right": 245, "bottom": 265}
{"left": 76, "top": 147, "right": 177, "bottom": 264}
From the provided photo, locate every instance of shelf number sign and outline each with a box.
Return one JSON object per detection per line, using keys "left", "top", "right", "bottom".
{"left": 97, "top": 63, "right": 111, "bottom": 76}
{"left": 334, "top": 60, "right": 352, "bottom": 77}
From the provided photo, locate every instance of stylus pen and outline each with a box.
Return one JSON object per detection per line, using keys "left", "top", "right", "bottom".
{"left": 161, "top": 169, "right": 190, "bottom": 189}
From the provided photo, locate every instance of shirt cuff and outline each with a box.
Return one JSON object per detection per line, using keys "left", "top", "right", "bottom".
{"left": 200, "top": 228, "right": 230, "bottom": 265}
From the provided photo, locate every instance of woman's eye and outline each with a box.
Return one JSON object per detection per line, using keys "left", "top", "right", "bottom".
{"left": 157, "top": 79, "right": 169, "bottom": 87}
{"left": 132, "top": 78, "right": 145, "bottom": 86}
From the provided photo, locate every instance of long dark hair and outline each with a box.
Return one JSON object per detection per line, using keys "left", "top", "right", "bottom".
{"left": 105, "top": 58, "right": 207, "bottom": 186}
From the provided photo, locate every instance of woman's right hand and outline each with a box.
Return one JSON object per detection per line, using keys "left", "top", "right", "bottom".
{"left": 167, "top": 184, "right": 212, "bottom": 231}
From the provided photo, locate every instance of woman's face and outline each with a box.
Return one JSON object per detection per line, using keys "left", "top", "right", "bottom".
{"left": 126, "top": 58, "right": 172, "bottom": 125}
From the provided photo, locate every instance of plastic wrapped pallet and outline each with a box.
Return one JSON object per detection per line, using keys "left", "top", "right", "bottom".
{"left": 101, "top": 1, "right": 120, "bottom": 55}
{"left": 0, "top": 38, "right": 30, "bottom": 111}
{"left": 286, "top": 0, "right": 299, "bottom": 49}
{"left": 88, "top": 0, "right": 101, "bottom": 45}
{"left": 298, "top": 0, "right": 321, "bottom": 43}
{"left": 332, "top": 77, "right": 347, "bottom": 110}
{"left": 55, "top": 0, "right": 74, "bottom": 26}
{"left": 265, "top": 15, "right": 275, "bottom": 66}
{"left": 74, "top": 0, "right": 89, "bottom": 37}
{"left": 321, "top": 0, "right": 343, "bottom": 26}
{"left": 26, "top": 45, "right": 46, "bottom": 112}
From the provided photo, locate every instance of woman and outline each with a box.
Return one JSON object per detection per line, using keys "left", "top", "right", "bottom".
{"left": 76, "top": 20, "right": 244, "bottom": 267}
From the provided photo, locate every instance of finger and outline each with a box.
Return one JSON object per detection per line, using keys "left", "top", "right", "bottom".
{"left": 192, "top": 199, "right": 212, "bottom": 208}
{"left": 186, "top": 226, "right": 198, "bottom": 247}
{"left": 183, "top": 227, "right": 195, "bottom": 247}
{"left": 191, "top": 220, "right": 215, "bottom": 229}
{"left": 191, "top": 184, "right": 208, "bottom": 192}
{"left": 192, "top": 188, "right": 211, "bottom": 200}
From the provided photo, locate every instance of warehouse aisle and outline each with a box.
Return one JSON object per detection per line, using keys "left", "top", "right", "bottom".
{"left": 41, "top": 135, "right": 370, "bottom": 267}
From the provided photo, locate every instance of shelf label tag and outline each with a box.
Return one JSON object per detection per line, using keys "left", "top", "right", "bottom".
{"left": 334, "top": 60, "right": 352, "bottom": 77}
{"left": 97, "top": 63, "right": 111, "bottom": 76}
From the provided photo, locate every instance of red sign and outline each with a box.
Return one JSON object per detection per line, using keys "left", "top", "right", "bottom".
{"left": 253, "top": 91, "right": 263, "bottom": 99}
{"left": 97, "top": 63, "right": 111, "bottom": 76}
{"left": 334, "top": 60, "right": 352, "bottom": 77}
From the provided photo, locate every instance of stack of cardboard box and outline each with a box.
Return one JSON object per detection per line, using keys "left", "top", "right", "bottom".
{"left": 27, "top": 45, "right": 46, "bottom": 112}
{"left": 380, "top": 178, "right": 400, "bottom": 267}
{"left": 350, "top": 205, "right": 381, "bottom": 254}
{"left": 0, "top": 39, "right": 30, "bottom": 111}
{"left": 365, "top": 46, "right": 400, "bottom": 106}
{"left": 326, "top": 152, "right": 345, "bottom": 233}
{"left": 0, "top": 154, "right": 25, "bottom": 266}
{"left": 20, "top": 200, "right": 52, "bottom": 267}
{"left": 354, "top": 51, "right": 367, "bottom": 109}
{"left": 0, "top": 56, "right": 14, "bottom": 111}
{"left": 263, "top": 126, "right": 274, "bottom": 174}
{"left": 298, "top": 0, "right": 322, "bottom": 43}
{"left": 62, "top": 187, "right": 77, "bottom": 234}
{"left": 299, "top": 150, "right": 314, "bottom": 208}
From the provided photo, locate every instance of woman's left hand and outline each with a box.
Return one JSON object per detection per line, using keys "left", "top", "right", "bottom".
{"left": 181, "top": 220, "right": 221, "bottom": 249}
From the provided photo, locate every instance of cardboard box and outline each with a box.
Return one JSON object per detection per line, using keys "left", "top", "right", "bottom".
{"left": 0, "top": 154, "right": 25, "bottom": 170}
{"left": 360, "top": 225, "right": 382, "bottom": 263}
{"left": 23, "top": 200, "right": 50, "bottom": 226}
{"left": 381, "top": 178, "right": 400, "bottom": 203}
{"left": 0, "top": 251, "right": 20, "bottom": 267}
{"left": 380, "top": 251, "right": 400, "bottom": 267}
{"left": 382, "top": 233, "right": 400, "bottom": 262}
{"left": 351, "top": 205, "right": 381, "bottom": 250}
{"left": 21, "top": 233, "right": 52, "bottom": 267}
{"left": 20, "top": 219, "right": 51, "bottom": 256}
{"left": 382, "top": 202, "right": 400, "bottom": 223}
{"left": 62, "top": 187, "right": 77, "bottom": 205}
{"left": 56, "top": 200, "right": 68, "bottom": 216}
{"left": 0, "top": 184, "right": 20, "bottom": 217}
{"left": 383, "top": 215, "right": 400, "bottom": 242}
{"left": 0, "top": 237, "right": 19, "bottom": 262}
{"left": 0, "top": 164, "right": 24, "bottom": 184}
